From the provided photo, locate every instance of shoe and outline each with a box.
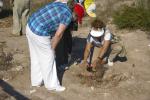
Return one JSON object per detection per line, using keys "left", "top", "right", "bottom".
{"left": 108, "top": 59, "right": 114, "bottom": 66}
{"left": 9, "top": 33, "right": 21, "bottom": 37}
{"left": 55, "top": 86, "right": 66, "bottom": 92}
{"left": 32, "top": 85, "right": 42, "bottom": 88}
{"left": 65, "top": 66, "right": 69, "bottom": 70}
{"left": 60, "top": 64, "right": 68, "bottom": 71}
{"left": 32, "top": 81, "right": 44, "bottom": 87}
{"left": 36, "top": 85, "right": 42, "bottom": 88}
{"left": 48, "top": 86, "right": 66, "bottom": 92}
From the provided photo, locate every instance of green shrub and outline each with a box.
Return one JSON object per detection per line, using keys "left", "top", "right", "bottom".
{"left": 113, "top": 5, "right": 150, "bottom": 30}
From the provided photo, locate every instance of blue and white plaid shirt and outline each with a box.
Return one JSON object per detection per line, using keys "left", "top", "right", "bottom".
{"left": 28, "top": 2, "right": 72, "bottom": 36}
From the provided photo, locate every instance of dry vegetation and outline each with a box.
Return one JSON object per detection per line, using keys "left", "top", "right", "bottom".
{"left": 95, "top": 0, "right": 135, "bottom": 22}
{"left": 0, "top": 42, "right": 13, "bottom": 71}
{"left": 113, "top": 0, "right": 150, "bottom": 31}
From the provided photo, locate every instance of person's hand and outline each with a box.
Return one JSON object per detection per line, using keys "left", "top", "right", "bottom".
{"left": 79, "top": 60, "right": 89, "bottom": 67}
{"left": 91, "top": 58, "right": 101, "bottom": 72}
{"left": 91, "top": 58, "right": 102, "bottom": 71}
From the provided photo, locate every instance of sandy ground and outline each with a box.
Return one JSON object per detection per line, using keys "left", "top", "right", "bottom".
{"left": 0, "top": 13, "right": 150, "bottom": 100}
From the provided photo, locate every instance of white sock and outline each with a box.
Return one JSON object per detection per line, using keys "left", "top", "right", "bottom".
{"left": 108, "top": 59, "right": 113, "bottom": 66}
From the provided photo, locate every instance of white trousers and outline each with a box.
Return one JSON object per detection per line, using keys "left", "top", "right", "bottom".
{"left": 26, "top": 25, "right": 60, "bottom": 90}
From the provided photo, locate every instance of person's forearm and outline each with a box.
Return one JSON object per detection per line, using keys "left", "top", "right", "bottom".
{"left": 51, "top": 24, "right": 66, "bottom": 50}
{"left": 98, "top": 47, "right": 107, "bottom": 59}
{"left": 98, "top": 41, "right": 110, "bottom": 59}
{"left": 51, "top": 34, "right": 63, "bottom": 50}
{"left": 83, "top": 43, "right": 92, "bottom": 61}
{"left": 83, "top": 48, "right": 90, "bottom": 61}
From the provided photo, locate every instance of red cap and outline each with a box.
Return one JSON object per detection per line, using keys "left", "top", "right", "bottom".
{"left": 74, "top": 3, "right": 85, "bottom": 24}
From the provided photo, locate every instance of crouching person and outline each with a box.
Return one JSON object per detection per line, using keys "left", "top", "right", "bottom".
{"left": 80, "top": 18, "right": 126, "bottom": 75}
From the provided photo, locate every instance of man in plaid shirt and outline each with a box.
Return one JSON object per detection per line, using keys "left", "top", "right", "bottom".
{"left": 26, "top": 0, "right": 72, "bottom": 92}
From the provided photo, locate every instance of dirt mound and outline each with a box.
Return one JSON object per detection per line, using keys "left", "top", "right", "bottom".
{"left": 77, "top": 63, "right": 129, "bottom": 88}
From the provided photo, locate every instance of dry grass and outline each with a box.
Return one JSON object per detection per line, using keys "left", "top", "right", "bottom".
{"left": 95, "top": 0, "right": 135, "bottom": 23}
{"left": 0, "top": 42, "right": 13, "bottom": 71}
{"left": 113, "top": 0, "right": 150, "bottom": 31}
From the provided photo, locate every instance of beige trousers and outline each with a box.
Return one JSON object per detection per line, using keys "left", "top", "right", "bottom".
{"left": 89, "top": 43, "right": 126, "bottom": 63}
{"left": 13, "top": 0, "right": 30, "bottom": 35}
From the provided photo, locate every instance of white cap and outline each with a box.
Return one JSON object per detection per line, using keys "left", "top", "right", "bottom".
{"left": 56, "top": 0, "right": 68, "bottom": 3}
{"left": 90, "top": 28, "right": 104, "bottom": 37}
{"left": 79, "top": 0, "right": 84, "bottom": 3}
